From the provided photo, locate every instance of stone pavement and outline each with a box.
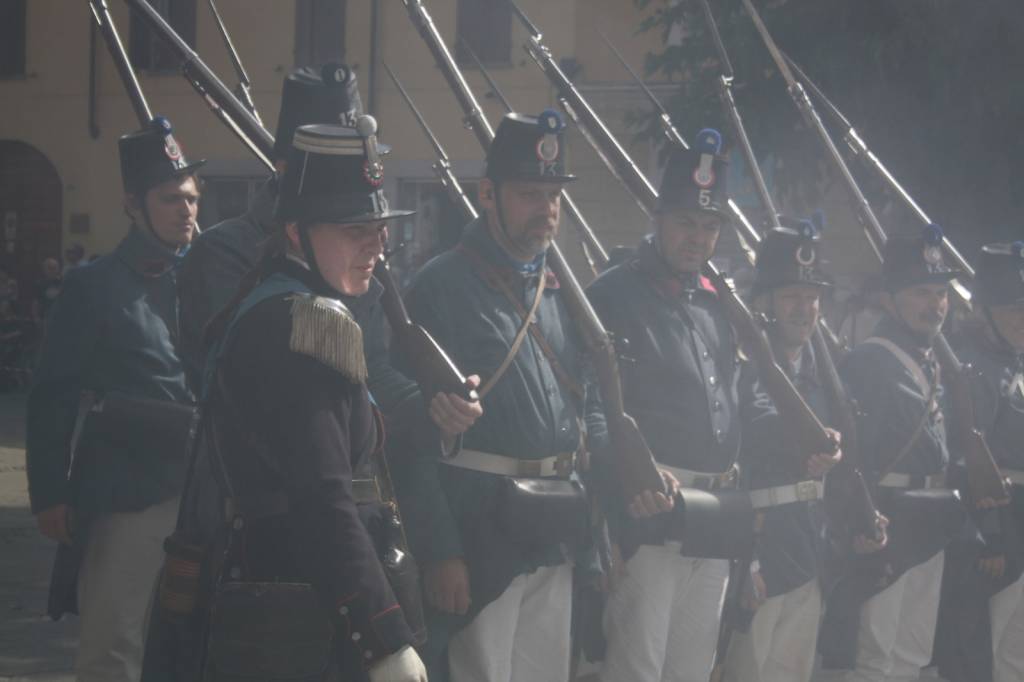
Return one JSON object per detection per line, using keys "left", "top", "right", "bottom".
{"left": 0, "top": 391, "right": 76, "bottom": 682}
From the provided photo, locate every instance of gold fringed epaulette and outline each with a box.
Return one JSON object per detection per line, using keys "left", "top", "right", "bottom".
{"left": 288, "top": 294, "right": 368, "bottom": 383}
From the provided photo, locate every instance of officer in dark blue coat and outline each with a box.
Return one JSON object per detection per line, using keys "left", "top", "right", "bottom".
{"left": 26, "top": 117, "right": 203, "bottom": 682}
{"left": 197, "top": 122, "right": 427, "bottom": 681}
{"left": 399, "top": 110, "right": 598, "bottom": 682}
{"left": 937, "top": 242, "right": 1024, "bottom": 682}
{"left": 177, "top": 64, "right": 361, "bottom": 390}
{"left": 587, "top": 130, "right": 762, "bottom": 682}
{"left": 821, "top": 225, "right": 967, "bottom": 681}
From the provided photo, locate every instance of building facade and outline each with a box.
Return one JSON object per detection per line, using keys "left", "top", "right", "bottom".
{"left": 0, "top": 0, "right": 874, "bottom": 306}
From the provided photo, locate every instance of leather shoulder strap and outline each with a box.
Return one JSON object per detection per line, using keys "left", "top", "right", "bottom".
{"left": 861, "top": 336, "right": 931, "bottom": 396}
{"left": 457, "top": 244, "right": 584, "bottom": 401}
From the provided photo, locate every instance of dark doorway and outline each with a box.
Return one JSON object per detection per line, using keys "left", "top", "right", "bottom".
{"left": 0, "top": 141, "right": 63, "bottom": 313}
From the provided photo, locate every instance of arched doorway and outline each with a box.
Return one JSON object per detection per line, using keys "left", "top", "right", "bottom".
{"left": 0, "top": 141, "right": 63, "bottom": 312}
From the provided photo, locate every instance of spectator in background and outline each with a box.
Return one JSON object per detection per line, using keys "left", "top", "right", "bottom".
{"left": 32, "top": 258, "right": 62, "bottom": 326}
{"left": 0, "top": 300, "right": 27, "bottom": 389}
{"left": 64, "top": 243, "right": 85, "bottom": 273}
{"left": 0, "top": 267, "right": 17, "bottom": 307}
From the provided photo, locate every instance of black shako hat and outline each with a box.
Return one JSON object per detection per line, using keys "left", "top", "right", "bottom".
{"left": 657, "top": 128, "right": 729, "bottom": 217}
{"left": 276, "top": 117, "right": 413, "bottom": 225}
{"left": 753, "top": 217, "right": 832, "bottom": 295}
{"left": 118, "top": 116, "right": 205, "bottom": 196}
{"left": 273, "top": 63, "right": 364, "bottom": 159}
{"left": 486, "top": 110, "right": 576, "bottom": 183}
{"left": 975, "top": 241, "right": 1024, "bottom": 306}
{"left": 882, "top": 223, "right": 960, "bottom": 292}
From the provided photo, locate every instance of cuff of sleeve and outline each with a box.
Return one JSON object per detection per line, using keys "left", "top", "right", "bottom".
{"left": 334, "top": 595, "right": 414, "bottom": 669}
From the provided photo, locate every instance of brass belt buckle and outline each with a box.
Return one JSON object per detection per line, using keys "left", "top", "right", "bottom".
{"left": 795, "top": 480, "right": 819, "bottom": 502}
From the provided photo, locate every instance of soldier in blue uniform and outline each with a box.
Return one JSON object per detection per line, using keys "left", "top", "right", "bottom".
{"left": 937, "top": 242, "right": 1024, "bottom": 682}
{"left": 26, "top": 117, "right": 203, "bottom": 682}
{"left": 723, "top": 223, "right": 883, "bottom": 682}
{"left": 821, "top": 225, "right": 967, "bottom": 682}
{"left": 587, "top": 130, "right": 764, "bottom": 682}
{"left": 398, "top": 110, "right": 599, "bottom": 682}
{"left": 197, "top": 122, "right": 427, "bottom": 681}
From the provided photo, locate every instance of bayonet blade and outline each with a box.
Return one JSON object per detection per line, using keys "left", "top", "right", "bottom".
{"left": 460, "top": 38, "right": 513, "bottom": 111}
{"left": 383, "top": 62, "right": 449, "bottom": 162}
{"left": 508, "top": 0, "right": 542, "bottom": 40}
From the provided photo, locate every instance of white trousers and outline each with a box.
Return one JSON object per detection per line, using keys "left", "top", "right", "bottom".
{"left": 75, "top": 496, "right": 179, "bottom": 682}
{"left": 844, "top": 550, "right": 945, "bottom": 682}
{"left": 991, "top": 571, "right": 1024, "bottom": 682}
{"left": 448, "top": 563, "right": 573, "bottom": 682}
{"left": 600, "top": 543, "right": 730, "bottom": 682}
{"left": 723, "top": 577, "right": 821, "bottom": 682}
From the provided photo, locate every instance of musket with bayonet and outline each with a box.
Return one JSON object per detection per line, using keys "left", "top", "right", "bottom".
{"left": 509, "top": 0, "right": 659, "bottom": 218}
{"left": 460, "top": 38, "right": 607, "bottom": 274}
{"left": 88, "top": 0, "right": 152, "bottom": 124}
{"left": 401, "top": 0, "right": 607, "bottom": 276}
{"left": 509, "top": 0, "right": 837, "bottom": 471}
{"left": 742, "top": 0, "right": 1008, "bottom": 505}
{"left": 206, "top": 0, "right": 262, "bottom": 125}
{"left": 400, "top": 0, "right": 666, "bottom": 499}
{"left": 600, "top": 33, "right": 760, "bottom": 263}
{"left": 384, "top": 63, "right": 479, "bottom": 223}
{"left": 782, "top": 52, "right": 975, "bottom": 281}
{"left": 697, "top": 0, "right": 780, "bottom": 230}
{"left": 695, "top": 0, "right": 880, "bottom": 537}
{"left": 123, "top": 0, "right": 274, "bottom": 171}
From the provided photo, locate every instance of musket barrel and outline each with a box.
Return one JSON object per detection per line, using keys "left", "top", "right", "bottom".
{"left": 123, "top": 0, "right": 275, "bottom": 161}
{"left": 206, "top": 0, "right": 262, "bottom": 124}
{"left": 784, "top": 52, "right": 976, "bottom": 281}
{"left": 91, "top": 0, "right": 152, "bottom": 124}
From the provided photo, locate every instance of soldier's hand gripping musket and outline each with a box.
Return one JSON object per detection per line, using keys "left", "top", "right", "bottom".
{"left": 742, "top": 0, "right": 1008, "bottom": 506}
{"left": 695, "top": 0, "right": 882, "bottom": 543}
{"left": 400, "top": 0, "right": 667, "bottom": 502}
{"left": 516, "top": 1, "right": 836, "bottom": 477}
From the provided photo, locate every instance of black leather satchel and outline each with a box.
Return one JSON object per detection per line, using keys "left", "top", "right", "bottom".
{"left": 497, "top": 477, "right": 588, "bottom": 547}
{"left": 203, "top": 581, "right": 335, "bottom": 682}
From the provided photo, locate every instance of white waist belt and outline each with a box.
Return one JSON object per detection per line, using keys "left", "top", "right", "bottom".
{"left": 1003, "top": 469, "right": 1024, "bottom": 486}
{"left": 442, "top": 448, "right": 574, "bottom": 478}
{"left": 661, "top": 464, "right": 738, "bottom": 491}
{"left": 749, "top": 480, "right": 824, "bottom": 509}
{"left": 878, "top": 472, "right": 944, "bottom": 489}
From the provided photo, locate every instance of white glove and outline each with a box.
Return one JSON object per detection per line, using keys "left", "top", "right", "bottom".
{"left": 368, "top": 645, "right": 428, "bottom": 682}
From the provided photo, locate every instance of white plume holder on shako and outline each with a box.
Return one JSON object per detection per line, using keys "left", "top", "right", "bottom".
{"left": 536, "top": 109, "right": 565, "bottom": 177}
{"left": 356, "top": 115, "right": 385, "bottom": 188}
{"left": 655, "top": 127, "right": 728, "bottom": 216}
{"left": 922, "top": 223, "right": 944, "bottom": 271}
{"left": 693, "top": 129, "right": 721, "bottom": 209}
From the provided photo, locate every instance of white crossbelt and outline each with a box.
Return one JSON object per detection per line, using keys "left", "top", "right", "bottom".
{"left": 748, "top": 480, "right": 824, "bottom": 509}
{"left": 442, "top": 448, "right": 574, "bottom": 478}
{"left": 1003, "top": 469, "right": 1024, "bottom": 486}
{"left": 877, "top": 472, "right": 945, "bottom": 489}
{"left": 661, "top": 464, "right": 738, "bottom": 491}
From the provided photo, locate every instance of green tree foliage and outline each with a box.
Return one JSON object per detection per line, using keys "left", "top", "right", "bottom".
{"left": 633, "top": 0, "right": 1024, "bottom": 251}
